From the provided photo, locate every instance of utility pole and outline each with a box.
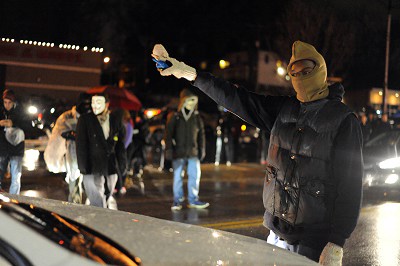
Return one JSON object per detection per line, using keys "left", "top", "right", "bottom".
{"left": 383, "top": 0, "right": 392, "bottom": 114}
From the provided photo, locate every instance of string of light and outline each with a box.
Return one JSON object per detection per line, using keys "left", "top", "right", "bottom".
{"left": 1, "top": 37, "right": 103, "bottom": 53}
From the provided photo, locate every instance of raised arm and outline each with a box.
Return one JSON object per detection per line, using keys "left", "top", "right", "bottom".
{"left": 193, "top": 72, "right": 286, "bottom": 131}
{"left": 152, "top": 44, "right": 287, "bottom": 131}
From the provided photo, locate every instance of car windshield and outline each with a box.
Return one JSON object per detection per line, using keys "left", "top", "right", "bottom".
{"left": 0, "top": 195, "right": 141, "bottom": 265}
{"left": 365, "top": 130, "right": 400, "bottom": 150}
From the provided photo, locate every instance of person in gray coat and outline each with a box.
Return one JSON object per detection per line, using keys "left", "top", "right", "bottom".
{"left": 44, "top": 92, "right": 92, "bottom": 203}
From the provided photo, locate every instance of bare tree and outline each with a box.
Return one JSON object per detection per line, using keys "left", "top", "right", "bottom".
{"left": 274, "top": 0, "right": 360, "bottom": 79}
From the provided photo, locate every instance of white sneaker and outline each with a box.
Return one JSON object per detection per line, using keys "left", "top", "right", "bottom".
{"left": 171, "top": 202, "right": 183, "bottom": 211}
{"left": 187, "top": 201, "right": 210, "bottom": 209}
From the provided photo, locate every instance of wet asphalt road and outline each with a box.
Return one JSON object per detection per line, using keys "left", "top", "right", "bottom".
{"left": 6, "top": 151, "right": 400, "bottom": 266}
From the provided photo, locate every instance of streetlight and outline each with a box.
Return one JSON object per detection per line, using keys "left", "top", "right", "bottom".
{"left": 28, "top": 105, "right": 38, "bottom": 114}
{"left": 277, "top": 66, "right": 285, "bottom": 76}
{"left": 101, "top": 56, "right": 112, "bottom": 85}
{"left": 276, "top": 60, "right": 286, "bottom": 76}
{"left": 383, "top": 0, "right": 392, "bottom": 114}
{"left": 219, "top": 60, "right": 230, "bottom": 69}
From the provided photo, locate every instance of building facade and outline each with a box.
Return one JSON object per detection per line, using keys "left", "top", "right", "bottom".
{"left": 212, "top": 50, "right": 293, "bottom": 96}
{"left": 0, "top": 38, "right": 103, "bottom": 102}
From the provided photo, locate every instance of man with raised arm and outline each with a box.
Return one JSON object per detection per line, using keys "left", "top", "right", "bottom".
{"left": 152, "top": 42, "right": 363, "bottom": 265}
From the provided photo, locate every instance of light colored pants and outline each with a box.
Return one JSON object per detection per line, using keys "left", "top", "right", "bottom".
{"left": 83, "top": 174, "right": 118, "bottom": 208}
{"left": 267, "top": 230, "right": 323, "bottom": 262}
{"left": 266, "top": 230, "right": 287, "bottom": 249}
{"left": 172, "top": 157, "right": 201, "bottom": 204}
{"left": 68, "top": 174, "right": 83, "bottom": 204}
{"left": 0, "top": 156, "right": 22, "bottom": 194}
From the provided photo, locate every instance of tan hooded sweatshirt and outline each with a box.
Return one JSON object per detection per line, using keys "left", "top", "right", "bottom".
{"left": 287, "top": 41, "right": 329, "bottom": 102}
{"left": 178, "top": 89, "right": 198, "bottom": 121}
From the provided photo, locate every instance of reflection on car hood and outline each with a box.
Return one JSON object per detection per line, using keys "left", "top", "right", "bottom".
{"left": 5, "top": 194, "right": 317, "bottom": 266}
{"left": 0, "top": 194, "right": 140, "bottom": 265}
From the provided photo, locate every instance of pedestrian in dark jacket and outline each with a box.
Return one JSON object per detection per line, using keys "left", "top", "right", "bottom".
{"left": 370, "top": 112, "right": 391, "bottom": 140}
{"left": 214, "top": 105, "right": 234, "bottom": 166}
{"left": 76, "top": 93, "right": 125, "bottom": 208}
{"left": 111, "top": 108, "right": 131, "bottom": 195}
{"left": 0, "top": 89, "right": 25, "bottom": 194}
{"left": 127, "top": 110, "right": 149, "bottom": 180}
{"left": 152, "top": 41, "right": 363, "bottom": 265}
{"left": 359, "top": 112, "right": 372, "bottom": 143}
{"left": 164, "top": 88, "right": 208, "bottom": 211}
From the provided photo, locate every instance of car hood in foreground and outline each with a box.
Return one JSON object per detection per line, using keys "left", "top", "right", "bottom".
{"left": 4, "top": 194, "right": 317, "bottom": 266}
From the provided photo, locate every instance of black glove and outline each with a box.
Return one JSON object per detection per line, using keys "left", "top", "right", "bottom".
{"left": 165, "top": 149, "right": 173, "bottom": 161}
{"left": 61, "top": 130, "right": 76, "bottom": 140}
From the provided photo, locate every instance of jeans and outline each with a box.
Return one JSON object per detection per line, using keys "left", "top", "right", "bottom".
{"left": 172, "top": 157, "right": 201, "bottom": 204}
{"left": 0, "top": 156, "right": 22, "bottom": 194}
{"left": 215, "top": 136, "right": 233, "bottom": 164}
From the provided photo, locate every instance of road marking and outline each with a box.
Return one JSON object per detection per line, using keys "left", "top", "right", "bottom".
{"left": 202, "top": 218, "right": 264, "bottom": 230}
{"left": 202, "top": 207, "right": 379, "bottom": 230}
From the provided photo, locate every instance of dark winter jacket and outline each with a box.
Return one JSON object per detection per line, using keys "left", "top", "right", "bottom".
{"left": 164, "top": 110, "right": 206, "bottom": 160}
{"left": 0, "top": 105, "right": 25, "bottom": 157}
{"left": 193, "top": 72, "right": 363, "bottom": 249}
{"left": 76, "top": 112, "right": 125, "bottom": 176}
{"left": 264, "top": 96, "right": 353, "bottom": 245}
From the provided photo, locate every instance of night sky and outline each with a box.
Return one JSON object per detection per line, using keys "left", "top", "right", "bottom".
{"left": 1, "top": 0, "right": 400, "bottom": 98}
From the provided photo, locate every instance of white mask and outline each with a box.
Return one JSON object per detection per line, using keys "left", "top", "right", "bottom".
{"left": 91, "top": 96, "right": 107, "bottom": 115}
{"left": 183, "top": 97, "right": 198, "bottom": 111}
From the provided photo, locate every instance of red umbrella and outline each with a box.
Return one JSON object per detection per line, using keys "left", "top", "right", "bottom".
{"left": 87, "top": 86, "right": 142, "bottom": 111}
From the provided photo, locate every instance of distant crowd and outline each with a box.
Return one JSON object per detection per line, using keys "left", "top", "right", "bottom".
{"left": 358, "top": 110, "right": 393, "bottom": 144}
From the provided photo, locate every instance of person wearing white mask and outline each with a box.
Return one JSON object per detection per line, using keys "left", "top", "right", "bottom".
{"left": 164, "top": 88, "right": 208, "bottom": 211}
{"left": 152, "top": 42, "right": 363, "bottom": 265}
{"left": 76, "top": 93, "right": 125, "bottom": 208}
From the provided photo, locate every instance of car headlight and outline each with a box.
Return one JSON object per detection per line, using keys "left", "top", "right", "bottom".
{"left": 385, "top": 173, "right": 399, "bottom": 184}
{"left": 378, "top": 157, "right": 400, "bottom": 169}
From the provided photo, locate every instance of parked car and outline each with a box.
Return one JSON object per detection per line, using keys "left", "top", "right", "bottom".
{"left": 363, "top": 128, "right": 400, "bottom": 190}
{"left": 0, "top": 194, "right": 317, "bottom": 265}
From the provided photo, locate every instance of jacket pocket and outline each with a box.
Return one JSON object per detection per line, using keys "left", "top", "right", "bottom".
{"left": 297, "top": 178, "right": 327, "bottom": 224}
{"left": 304, "top": 178, "right": 325, "bottom": 198}
{"left": 263, "top": 164, "right": 278, "bottom": 215}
